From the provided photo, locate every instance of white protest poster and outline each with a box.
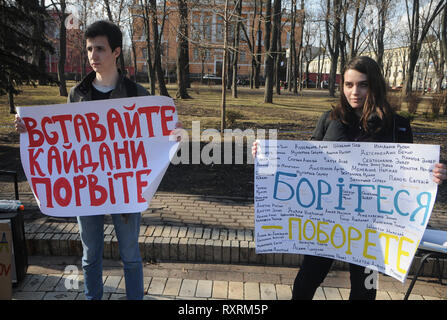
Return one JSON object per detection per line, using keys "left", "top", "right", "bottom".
{"left": 254, "top": 140, "right": 440, "bottom": 282}
{"left": 17, "top": 96, "right": 179, "bottom": 217}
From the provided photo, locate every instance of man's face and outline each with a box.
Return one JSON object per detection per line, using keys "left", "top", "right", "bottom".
{"left": 86, "top": 36, "right": 120, "bottom": 74}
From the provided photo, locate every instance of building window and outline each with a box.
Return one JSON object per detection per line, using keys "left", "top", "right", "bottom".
{"left": 204, "top": 24, "right": 211, "bottom": 40}
{"left": 205, "top": 49, "right": 211, "bottom": 61}
{"left": 216, "top": 16, "right": 224, "bottom": 41}
{"left": 240, "top": 50, "right": 246, "bottom": 63}
{"left": 193, "top": 48, "right": 199, "bottom": 61}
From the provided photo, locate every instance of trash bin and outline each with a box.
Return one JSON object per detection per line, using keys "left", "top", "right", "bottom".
{"left": 0, "top": 170, "right": 28, "bottom": 285}
{"left": 0, "top": 203, "right": 28, "bottom": 285}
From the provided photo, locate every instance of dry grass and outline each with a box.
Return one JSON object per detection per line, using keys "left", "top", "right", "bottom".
{"left": 1, "top": 83, "right": 446, "bottom": 139}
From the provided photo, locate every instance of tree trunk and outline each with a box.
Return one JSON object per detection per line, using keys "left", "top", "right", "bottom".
{"left": 275, "top": 20, "right": 282, "bottom": 95}
{"left": 221, "top": 0, "right": 230, "bottom": 133}
{"left": 349, "top": 0, "right": 360, "bottom": 59}
{"left": 58, "top": 3, "right": 68, "bottom": 97}
{"left": 201, "top": 58, "right": 205, "bottom": 85}
{"left": 326, "top": 0, "right": 342, "bottom": 97}
{"left": 254, "top": 23, "right": 262, "bottom": 89}
{"left": 176, "top": 0, "right": 191, "bottom": 99}
{"left": 254, "top": 0, "right": 263, "bottom": 89}
{"left": 141, "top": 0, "right": 155, "bottom": 94}
{"left": 249, "top": 0, "right": 258, "bottom": 89}
{"left": 149, "top": 0, "right": 169, "bottom": 97}
{"left": 227, "top": 50, "right": 233, "bottom": 90}
{"left": 442, "top": 4, "right": 447, "bottom": 62}
{"left": 404, "top": 0, "right": 445, "bottom": 96}
{"left": 8, "top": 75, "right": 15, "bottom": 114}
{"left": 232, "top": 0, "right": 242, "bottom": 98}
{"left": 294, "top": 0, "right": 304, "bottom": 94}
{"left": 442, "top": 5, "right": 447, "bottom": 115}
{"left": 146, "top": 46, "right": 156, "bottom": 95}
{"left": 264, "top": 0, "right": 274, "bottom": 103}
{"left": 405, "top": 50, "right": 418, "bottom": 94}
{"left": 38, "top": 0, "right": 47, "bottom": 85}
{"left": 376, "top": 0, "right": 389, "bottom": 73}
{"left": 131, "top": 43, "right": 138, "bottom": 82}
{"left": 288, "top": 0, "right": 296, "bottom": 92}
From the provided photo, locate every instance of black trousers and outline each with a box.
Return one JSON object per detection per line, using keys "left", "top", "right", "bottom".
{"left": 292, "top": 255, "right": 377, "bottom": 300}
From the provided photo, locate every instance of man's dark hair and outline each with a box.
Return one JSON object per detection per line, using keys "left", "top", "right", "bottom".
{"left": 85, "top": 20, "right": 122, "bottom": 52}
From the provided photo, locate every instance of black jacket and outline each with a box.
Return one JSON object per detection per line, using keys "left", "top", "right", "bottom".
{"left": 67, "top": 71, "right": 149, "bottom": 103}
{"left": 311, "top": 110, "right": 413, "bottom": 143}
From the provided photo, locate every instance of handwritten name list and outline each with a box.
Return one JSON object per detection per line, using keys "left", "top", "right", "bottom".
{"left": 254, "top": 140, "right": 440, "bottom": 282}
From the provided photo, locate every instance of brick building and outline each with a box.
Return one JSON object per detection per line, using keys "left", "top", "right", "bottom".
{"left": 45, "top": 11, "right": 87, "bottom": 80}
{"left": 131, "top": 1, "right": 304, "bottom": 82}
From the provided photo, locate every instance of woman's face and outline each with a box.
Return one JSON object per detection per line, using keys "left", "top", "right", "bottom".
{"left": 343, "top": 69, "right": 369, "bottom": 109}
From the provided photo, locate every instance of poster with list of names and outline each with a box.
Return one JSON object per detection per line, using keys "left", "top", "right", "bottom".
{"left": 254, "top": 140, "right": 440, "bottom": 282}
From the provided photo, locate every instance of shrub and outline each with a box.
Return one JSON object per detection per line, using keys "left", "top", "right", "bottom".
{"left": 397, "top": 111, "right": 415, "bottom": 122}
{"left": 441, "top": 91, "right": 447, "bottom": 115}
{"left": 405, "top": 93, "right": 422, "bottom": 114}
{"left": 388, "top": 93, "right": 403, "bottom": 112}
{"left": 430, "top": 94, "right": 443, "bottom": 117}
{"left": 225, "top": 110, "right": 244, "bottom": 127}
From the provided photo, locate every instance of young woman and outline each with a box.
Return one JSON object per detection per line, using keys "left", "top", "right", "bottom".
{"left": 252, "top": 56, "right": 446, "bottom": 300}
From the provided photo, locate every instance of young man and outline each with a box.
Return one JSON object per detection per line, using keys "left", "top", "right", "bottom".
{"left": 16, "top": 20, "right": 149, "bottom": 300}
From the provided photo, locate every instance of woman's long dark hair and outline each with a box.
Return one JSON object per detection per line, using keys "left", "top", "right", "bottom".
{"left": 331, "top": 56, "right": 394, "bottom": 133}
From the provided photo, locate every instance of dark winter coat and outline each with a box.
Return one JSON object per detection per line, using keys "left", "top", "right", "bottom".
{"left": 67, "top": 71, "right": 149, "bottom": 103}
{"left": 311, "top": 110, "right": 413, "bottom": 143}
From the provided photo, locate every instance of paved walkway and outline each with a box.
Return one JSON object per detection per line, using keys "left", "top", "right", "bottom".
{"left": 12, "top": 256, "right": 446, "bottom": 300}
{"left": 1, "top": 190, "right": 446, "bottom": 300}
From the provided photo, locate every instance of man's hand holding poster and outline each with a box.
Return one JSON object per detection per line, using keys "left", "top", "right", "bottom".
{"left": 17, "top": 96, "right": 179, "bottom": 217}
{"left": 254, "top": 140, "right": 440, "bottom": 282}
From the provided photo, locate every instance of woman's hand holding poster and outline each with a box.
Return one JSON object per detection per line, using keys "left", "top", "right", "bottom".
{"left": 17, "top": 96, "right": 179, "bottom": 217}
{"left": 254, "top": 140, "right": 440, "bottom": 282}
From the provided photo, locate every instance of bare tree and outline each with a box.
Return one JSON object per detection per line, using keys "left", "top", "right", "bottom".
{"left": 31, "top": 0, "right": 48, "bottom": 85}
{"left": 338, "top": 0, "right": 369, "bottom": 79}
{"left": 263, "top": 0, "right": 272, "bottom": 102}
{"left": 426, "top": 19, "right": 444, "bottom": 92}
{"left": 295, "top": 0, "right": 304, "bottom": 94}
{"left": 275, "top": 10, "right": 284, "bottom": 95}
{"left": 76, "top": 0, "right": 92, "bottom": 80}
{"left": 250, "top": 0, "right": 262, "bottom": 89}
{"left": 348, "top": 0, "right": 365, "bottom": 59}
{"left": 140, "top": 0, "right": 156, "bottom": 94}
{"left": 50, "top": 0, "right": 68, "bottom": 96}
{"left": 221, "top": 0, "right": 230, "bottom": 132}
{"left": 442, "top": 4, "right": 447, "bottom": 115}
{"left": 442, "top": 3, "right": 447, "bottom": 62}
{"left": 254, "top": 0, "right": 264, "bottom": 88}
{"left": 138, "top": 0, "right": 170, "bottom": 96}
{"left": 364, "top": 0, "right": 393, "bottom": 72}
{"left": 190, "top": 12, "right": 212, "bottom": 85}
{"left": 325, "top": 0, "right": 342, "bottom": 97}
{"left": 127, "top": 8, "right": 138, "bottom": 81}
{"left": 231, "top": 0, "right": 242, "bottom": 98}
{"left": 288, "top": 0, "right": 297, "bottom": 92}
{"left": 338, "top": 0, "right": 348, "bottom": 78}
{"left": 150, "top": 0, "right": 170, "bottom": 96}
{"left": 301, "top": 12, "right": 318, "bottom": 88}
{"left": 237, "top": 1, "right": 259, "bottom": 89}
{"left": 103, "top": 0, "right": 127, "bottom": 73}
{"left": 404, "top": 0, "right": 446, "bottom": 95}
{"left": 316, "top": 27, "right": 325, "bottom": 88}
{"left": 264, "top": 0, "right": 281, "bottom": 103}
{"left": 176, "top": 0, "right": 191, "bottom": 99}
{"left": 375, "top": 0, "right": 390, "bottom": 72}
